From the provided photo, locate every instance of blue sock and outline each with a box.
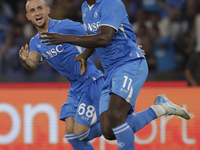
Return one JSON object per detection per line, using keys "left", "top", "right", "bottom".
{"left": 76, "top": 121, "right": 102, "bottom": 141}
{"left": 65, "top": 133, "right": 94, "bottom": 150}
{"left": 112, "top": 122, "right": 135, "bottom": 150}
{"left": 126, "top": 107, "right": 157, "bottom": 133}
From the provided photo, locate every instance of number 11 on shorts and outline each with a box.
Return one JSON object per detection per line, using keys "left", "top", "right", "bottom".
{"left": 122, "top": 76, "right": 132, "bottom": 91}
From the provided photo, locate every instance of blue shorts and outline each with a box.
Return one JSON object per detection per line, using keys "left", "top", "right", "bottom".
{"left": 60, "top": 77, "right": 104, "bottom": 127}
{"left": 100, "top": 58, "right": 148, "bottom": 115}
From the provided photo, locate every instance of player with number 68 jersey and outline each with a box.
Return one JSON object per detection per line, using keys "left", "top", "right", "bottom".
{"left": 19, "top": 0, "right": 104, "bottom": 149}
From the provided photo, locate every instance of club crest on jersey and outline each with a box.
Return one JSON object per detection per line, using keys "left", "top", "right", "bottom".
{"left": 94, "top": 10, "right": 98, "bottom": 18}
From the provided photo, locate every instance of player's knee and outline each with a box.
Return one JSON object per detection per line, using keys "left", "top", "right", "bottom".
{"left": 101, "top": 128, "right": 116, "bottom": 140}
{"left": 74, "top": 123, "right": 90, "bottom": 135}
{"left": 65, "top": 117, "right": 75, "bottom": 134}
{"left": 107, "top": 110, "right": 124, "bottom": 126}
{"left": 65, "top": 128, "right": 74, "bottom": 134}
{"left": 65, "top": 125, "right": 74, "bottom": 133}
{"left": 74, "top": 129, "right": 85, "bottom": 135}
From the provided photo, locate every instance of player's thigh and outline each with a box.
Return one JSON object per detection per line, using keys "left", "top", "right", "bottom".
{"left": 60, "top": 93, "right": 79, "bottom": 133}
{"left": 75, "top": 93, "right": 98, "bottom": 128}
{"left": 100, "top": 110, "right": 116, "bottom": 140}
{"left": 65, "top": 117, "right": 89, "bottom": 135}
{"left": 74, "top": 122, "right": 90, "bottom": 135}
{"left": 108, "top": 93, "right": 132, "bottom": 126}
{"left": 99, "top": 92, "right": 131, "bottom": 128}
{"left": 65, "top": 117, "right": 75, "bottom": 133}
{"left": 60, "top": 91, "right": 79, "bottom": 121}
{"left": 75, "top": 78, "right": 103, "bottom": 132}
{"left": 111, "top": 58, "right": 148, "bottom": 111}
{"left": 99, "top": 90, "right": 131, "bottom": 134}
{"left": 99, "top": 59, "right": 148, "bottom": 116}
{"left": 61, "top": 93, "right": 95, "bottom": 135}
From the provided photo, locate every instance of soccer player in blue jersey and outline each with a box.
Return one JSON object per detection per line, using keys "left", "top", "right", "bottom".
{"left": 39, "top": 0, "right": 191, "bottom": 149}
{"left": 19, "top": 0, "right": 104, "bottom": 149}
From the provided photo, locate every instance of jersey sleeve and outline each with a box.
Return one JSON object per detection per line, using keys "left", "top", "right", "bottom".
{"left": 29, "top": 37, "right": 44, "bottom": 62}
{"left": 99, "top": 0, "right": 127, "bottom": 31}
{"left": 58, "top": 19, "right": 86, "bottom": 36}
{"left": 29, "top": 37, "right": 39, "bottom": 52}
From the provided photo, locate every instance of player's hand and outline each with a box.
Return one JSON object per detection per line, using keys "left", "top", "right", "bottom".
{"left": 74, "top": 54, "right": 87, "bottom": 75}
{"left": 19, "top": 44, "right": 29, "bottom": 62}
{"left": 39, "top": 32, "right": 67, "bottom": 45}
{"left": 138, "top": 45, "right": 146, "bottom": 55}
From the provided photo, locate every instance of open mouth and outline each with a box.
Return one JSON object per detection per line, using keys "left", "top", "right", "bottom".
{"left": 36, "top": 17, "right": 43, "bottom": 23}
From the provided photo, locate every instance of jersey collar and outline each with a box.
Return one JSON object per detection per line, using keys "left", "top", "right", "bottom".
{"left": 87, "top": 0, "right": 101, "bottom": 5}
{"left": 37, "top": 18, "right": 54, "bottom": 36}
{"left": 87, "top": 0, "right": 101, "bottom": 10}
{"left": 48, "top": 18, "right": 55, "bottom": 29}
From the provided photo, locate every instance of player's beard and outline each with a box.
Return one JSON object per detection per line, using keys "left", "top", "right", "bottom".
{"left": 33, "top": 17, "right": 48, "bottom": 30}
{"left": 34, "top": 20, "right": 46, "bottom": 29}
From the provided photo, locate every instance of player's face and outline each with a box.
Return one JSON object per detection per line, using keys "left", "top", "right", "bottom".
{"left": 26, "top": 0, "right": 50, "bottom": 29}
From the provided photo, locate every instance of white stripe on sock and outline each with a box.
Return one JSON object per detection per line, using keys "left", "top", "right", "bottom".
{"left": 75, "top": 129, "right": 90, "bottom": 139}
{"left": 114, "top": 126, "right": 129, "bottom": 134}
{"left": 113, "top": 123, "right": 128, "bottom": 132}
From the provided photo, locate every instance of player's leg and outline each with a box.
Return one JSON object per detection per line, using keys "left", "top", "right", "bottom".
{"left": 126, "top": 94, "right": 191, "bottom": 134}
{"left": 111, "top": 58, "right": 150, "bottom": 150}
{"left": 109, "top": 93, "right": 136, "bottom": 150}
{"left": 65, "top": 117, "right": 75, "bottom": 133}
{"left": 101, "top": 96, "right": 191, "bottom": 139}
{"left": 64, "top": 117, "right": 94, "bottom": 150}
{"left": 100, "top": 58, "right": 149, "bottom": 150}
{"left": 99, "top": 110, "right": 115, "bottom": 139}
{"left": 60, "top": 95, "right": 94, "bottom": 150}
{"left": 74, "top": 121, "right": 102, "bottom": 141}
{"left": 74, "top": 78, "right": 104, "bottom": 141}
{"left": 100, "top": 106, "right": 158, "bottom": 140}
{"left": 100, "top": 58, "right": 191, "bottom": 150}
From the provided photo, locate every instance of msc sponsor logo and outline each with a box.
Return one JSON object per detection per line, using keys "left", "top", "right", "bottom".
{"left": 41, "top": 44, "right": 64, "bottom": 59}
{"left": 84, "top": 22, "right": 100, "bottom": 32}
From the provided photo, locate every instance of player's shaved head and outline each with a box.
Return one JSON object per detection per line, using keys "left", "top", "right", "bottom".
{"left": 26, "top": 0, "right": 46, "bottom": 4}
{"left": 25, "top": 0, "right": 47, "bottom": 12}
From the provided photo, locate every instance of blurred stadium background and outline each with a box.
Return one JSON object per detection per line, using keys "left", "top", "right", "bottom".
{"left": 0, "top": 0, "right": 200, "bottom": 149}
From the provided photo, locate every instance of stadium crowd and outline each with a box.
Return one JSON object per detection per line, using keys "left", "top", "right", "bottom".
{"left": 0, "top": 0, "right": 200, "bottom": 85}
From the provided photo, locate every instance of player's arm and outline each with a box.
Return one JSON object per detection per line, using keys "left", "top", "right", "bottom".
{"left": 74, "top": 48, "right": 95, "bottom": 75}
{"left": 39, "top": 26, "right": 116, "bottom": 48}
{"left": 19, "top": 44, "right": 41, "bottom": 71}
{"left": 39, "top": 26, "right": 146, "bottom": 56}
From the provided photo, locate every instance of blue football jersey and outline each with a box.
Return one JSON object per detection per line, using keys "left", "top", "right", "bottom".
{"left": 82, "top": 0, "right": 145, "bottom": 77}
{"left": 29, "top": 18, "right": 103, "bottom": 91}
